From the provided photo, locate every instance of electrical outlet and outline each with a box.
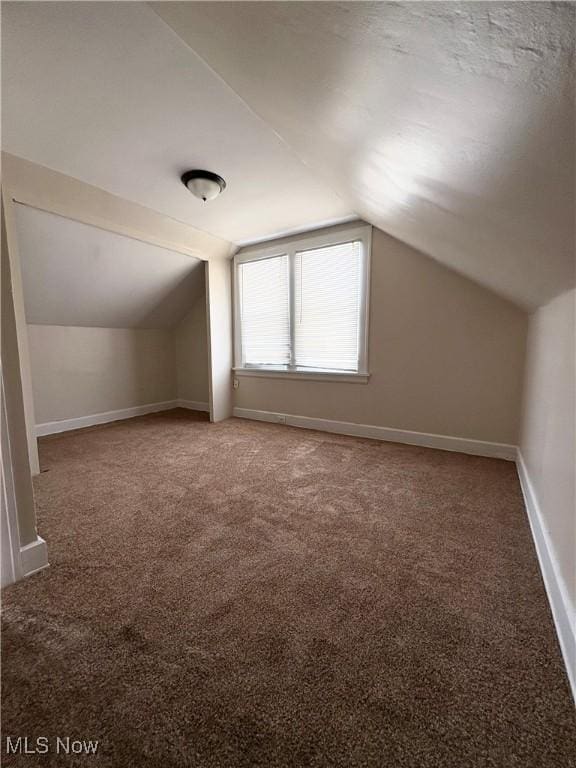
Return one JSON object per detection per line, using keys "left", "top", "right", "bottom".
{"left": 276, "top": 414, "right": 286, "bottom": 424}
{"left": 233, "top": 378, "right": 239, "bottom": 389}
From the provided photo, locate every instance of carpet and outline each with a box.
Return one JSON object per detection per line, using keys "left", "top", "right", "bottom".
{"left": 2, "top": 409, "right": 575, "bottom": 767}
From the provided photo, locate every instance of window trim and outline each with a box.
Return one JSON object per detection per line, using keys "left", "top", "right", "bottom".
{"left": 233, "top": 223, "right": 372, "bottom": 379}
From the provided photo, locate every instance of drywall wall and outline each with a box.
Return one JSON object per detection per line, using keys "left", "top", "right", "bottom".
{"left": 175, "top": 296, "right": 210, "bottom": 404}
{"left": 207, "top": 259, "right": 233, "bottom": 422}
{"left": 16, "top": 203, "right": 206, "bottom": 330}
{"left": 234, "top": 227, "right": 527, "bottom": 445}
{"left": 520, "top": 289, "right": 575, "bottom": 608}
{"left": 1, "top": 198, "right": 37, "bottom": 547}
{"left": 1, "top": 187, "right": 40, "bottom": 475}
{"left": 28, "top": 325, "right": 176, "bottom": 425}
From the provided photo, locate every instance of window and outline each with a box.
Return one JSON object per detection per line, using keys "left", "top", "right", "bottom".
{"left": 234, "top": 224, "right": 371, "bottom": 380}
{"left": 238, "top": 254, "right": 290, "bottom": 367}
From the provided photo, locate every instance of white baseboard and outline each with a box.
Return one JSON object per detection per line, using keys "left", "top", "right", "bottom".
{"left": 177, "top": 399, "right": 210, "bottom": 412}
{"left": 35, "top": 400, "right": 179, "bottom": 436}
{"left": 20, "top": 535, "right": 49, "bottom": 578}
{"left": 35, "top": 400, "right": 210, "bottom": 436}
{"left": 232, "top": 408, "right": 517, "bottom": 460}
{"left": 516, "top": 452, "right": 576, "bottom": 702}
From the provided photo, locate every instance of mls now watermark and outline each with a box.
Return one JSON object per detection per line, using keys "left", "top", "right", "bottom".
{"left": 6, "top": 736, "right": 99, "bottom": 756}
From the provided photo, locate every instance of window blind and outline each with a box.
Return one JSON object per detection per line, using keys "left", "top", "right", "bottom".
{"left": 294, "top": 241, "right": 362, "bottom": 371}
{"left": 239, "top": 254, "right": 290, "bottom": 367}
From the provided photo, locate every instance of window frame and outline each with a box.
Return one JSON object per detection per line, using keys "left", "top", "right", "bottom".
{"left": 233, "top": 223, "right": 372, "bottom": 382}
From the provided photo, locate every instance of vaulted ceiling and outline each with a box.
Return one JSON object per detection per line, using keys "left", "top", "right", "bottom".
{"left": 2, "top": 2, "right": 351, "bottom": 247}
{"left": 3, "top": 2, "right": 574, "bottom": 309}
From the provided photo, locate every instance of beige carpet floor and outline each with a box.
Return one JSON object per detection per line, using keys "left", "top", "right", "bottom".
{"left": 2, "top": 409, "right": 575, "bottom": 767}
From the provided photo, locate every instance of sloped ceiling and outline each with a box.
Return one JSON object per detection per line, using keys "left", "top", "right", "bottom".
{"left": 16, "top": 205, "right": 205, "bottom": 330}
{"left": 2, "top": 2, "right": 351, "bottom": 246}
{"left": 153, "top": 1, "right": 575, "bottom": 310}
{"left": 3, "top": 2, "right": 575, "bottom": 310}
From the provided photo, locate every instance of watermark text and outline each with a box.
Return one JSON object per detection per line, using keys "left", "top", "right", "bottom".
{"left": 5, "top": 736, "right": 99, "bottom": 756}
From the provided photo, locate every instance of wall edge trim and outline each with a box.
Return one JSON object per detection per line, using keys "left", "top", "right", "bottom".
{"left": 516, "top": 451, "right": 576, "bottom": 702}
{"left": 35, "top": 401, "right": 179, "bottom": 436}
{"left": 177, "top": 399, "right": 210, "bottom": 412}
{"left": 232, "top": 407, "right": 517, "bottom": 460}
{"left": 20, "top": 535, "right": 49, "bottom": 578}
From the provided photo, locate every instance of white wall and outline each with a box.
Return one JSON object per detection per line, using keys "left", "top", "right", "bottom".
{"left": 520, "top": 289, "right": 575, "bottom": 608}
{"left": 28, "top": 325, "right": 176, "bottom": 425}
{"left": 16, "top": 203, "right": 206, "bottom": 330}
{"left": 234, "top": 227, "right": 528, "bottom": 445}
{"left": 28, "top": 312, "right": 211, "bottom": 426}
{"left": 175, "top": 295, "right": 210, "bottom": 404}
{"left": 207, "top": 258, "right": 233, "bottom": 422}
{"left": 2, "top": 198, "right": 38, "bottom": 547}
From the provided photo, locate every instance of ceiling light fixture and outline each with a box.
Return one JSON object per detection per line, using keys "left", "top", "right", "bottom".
{"left": 181, "top": 170, "right": 226, "bottom": 202}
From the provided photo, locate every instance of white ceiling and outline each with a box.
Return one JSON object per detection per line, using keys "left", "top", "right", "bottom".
{"left": 16, "top": 205, "right": 205, "bottom": 330}
{"left": 3, "top": 2, "right": 575, "bottom": 309}
{"left": 2, "top": 2, "right": 352, "bottom": 246}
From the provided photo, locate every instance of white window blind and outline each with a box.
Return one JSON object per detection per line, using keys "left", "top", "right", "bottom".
{"left": 238, "top": 254, "right": 290, "bottom": 367}
{"left": 294, "top": 241, "right": 362, "bottom": 371}
{"left": 235, "top": 225, "right": 370, "bottom": 378}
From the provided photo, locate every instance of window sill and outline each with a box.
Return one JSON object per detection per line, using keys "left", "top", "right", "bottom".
{"left": 233, "top": 368, "right": 370, "bottom": 384}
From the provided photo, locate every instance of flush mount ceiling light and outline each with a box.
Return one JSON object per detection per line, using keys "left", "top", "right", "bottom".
{"left": 181, "top": 170, "right": 226, "bottom": 202}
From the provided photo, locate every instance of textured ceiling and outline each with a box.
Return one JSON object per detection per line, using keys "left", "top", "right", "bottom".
{"left": 3, "top": 2, "right": 575, "bottom": 310}
{"left": 153, "top": 1, "right": 575, "bottom": 309}
{"left": 16, "top": 205, "right": 205, "bottom": 330}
